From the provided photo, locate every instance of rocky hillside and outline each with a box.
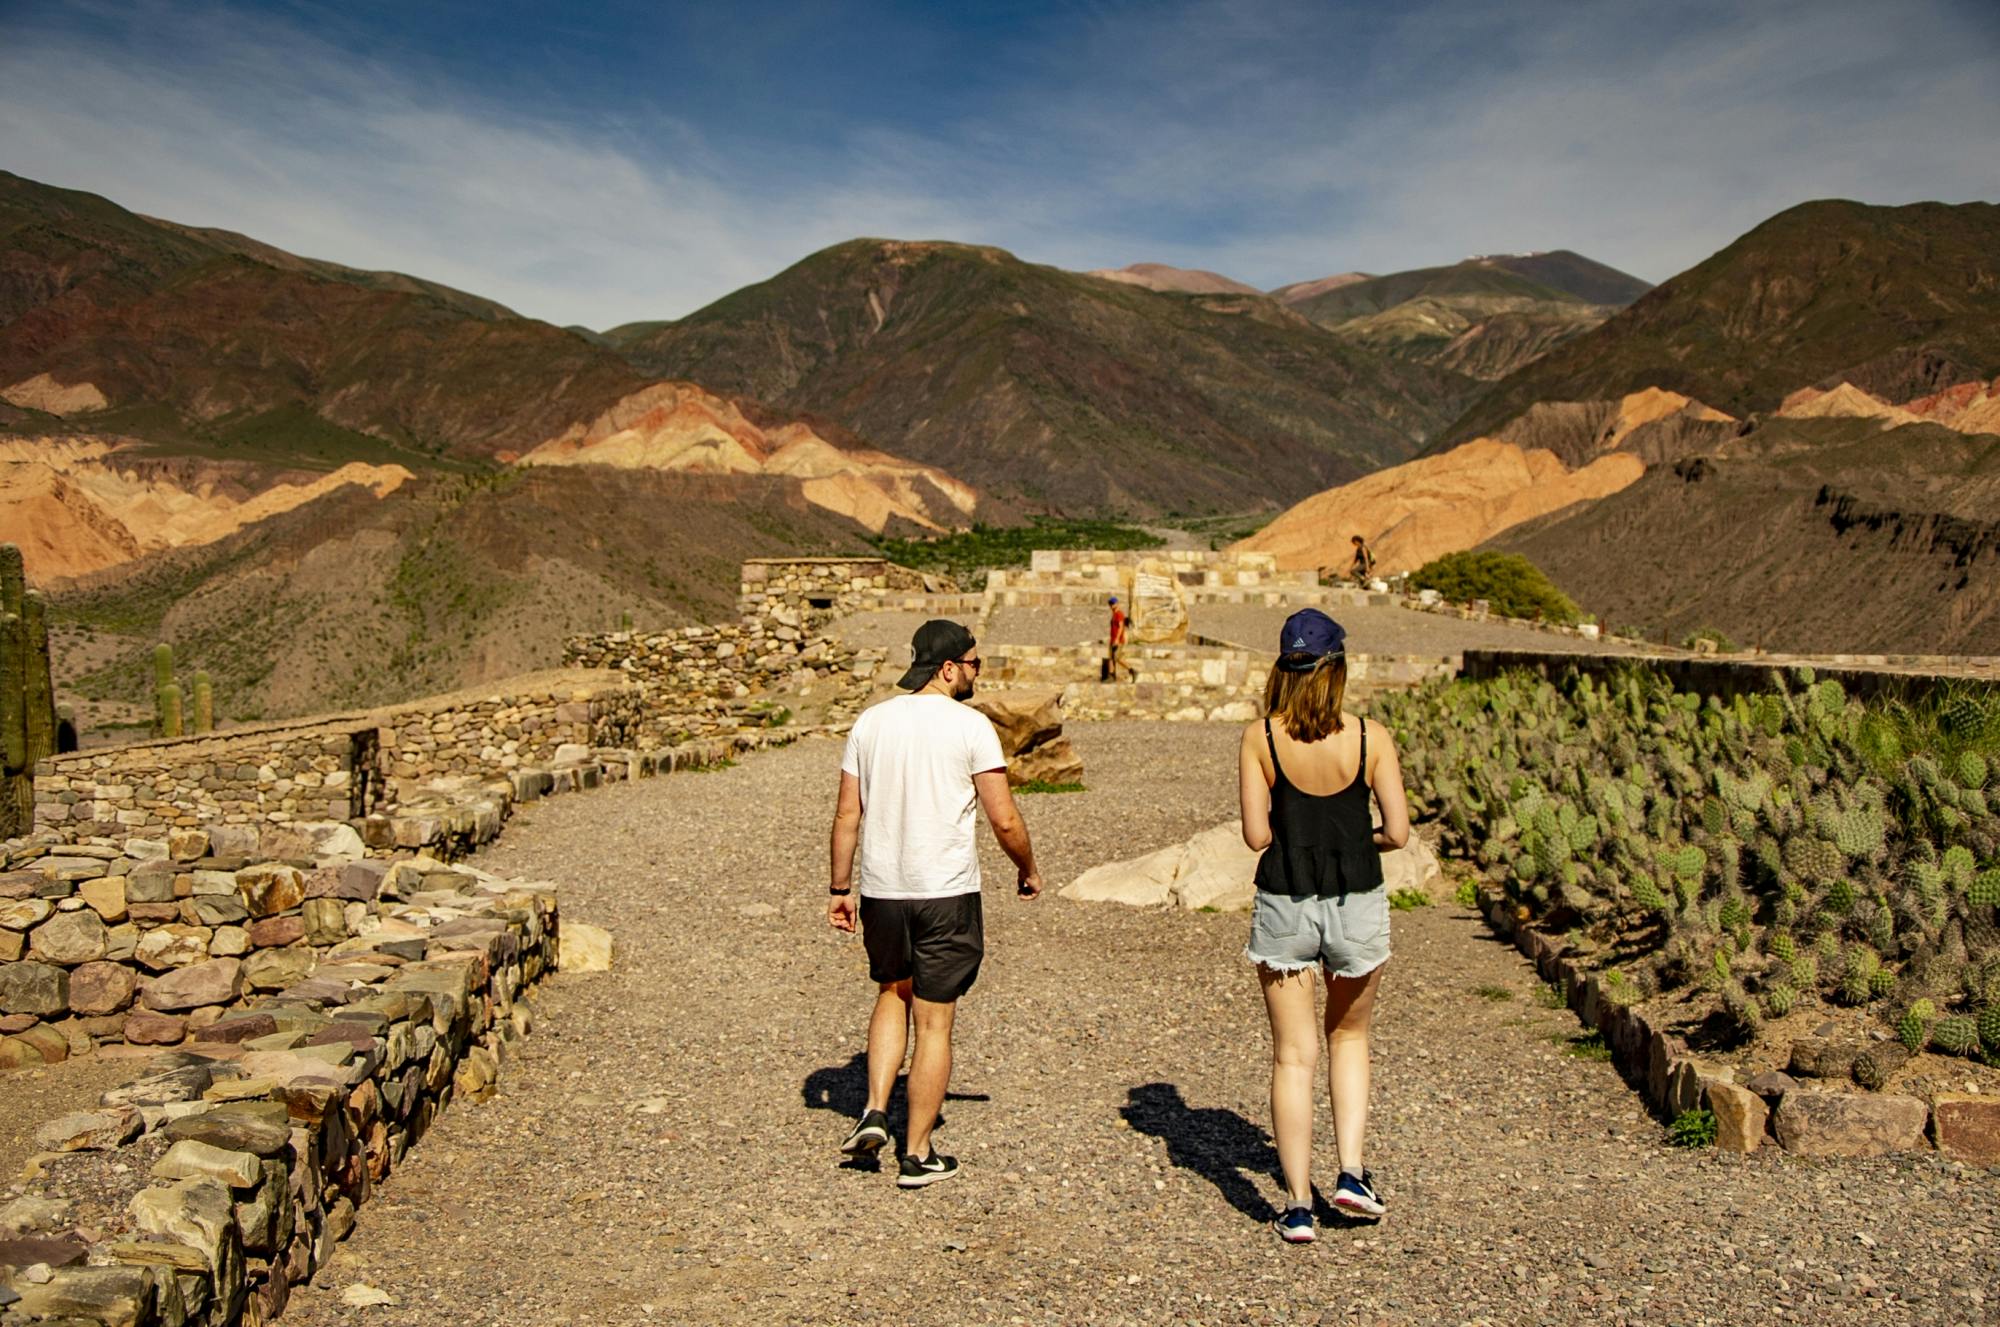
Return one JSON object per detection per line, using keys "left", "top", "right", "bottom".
{"left": 1441, "top": 200, "right": 2000, "bottom": 446}
{"left": 1290, "top": 251, "right": 1651, "bottom": 382}
{"left": 605, "top": 239, "right": 1471, "bottom": 515}
{"left": 49, "top": 466, "right": 869, "bottom": 727}
{"left": 1489, "top": 415, "right": 2000, "bottom": 654}
{"left": 0, "top": 172, "right": 652, "bottom": 464}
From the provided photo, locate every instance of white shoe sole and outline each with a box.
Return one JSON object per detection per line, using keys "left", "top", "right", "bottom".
{"left": 1333, "top": 1196, "right": 1385, "bottom": 1220}
{"left": 896, "top": 1166, "right": 959, "bottom": 1188}
{"left": 840, "top": 1129, "right": 888, "bottom": 1157}
{"left": 1275, "top": 1225, "right": 1316, "bottom": 1244}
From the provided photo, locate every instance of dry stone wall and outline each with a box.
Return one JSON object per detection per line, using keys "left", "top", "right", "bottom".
{"left": 32, "top": 677, "right": 640, "bottom": 845}
{"left": 737, "top": 556, "right": 938, "bottom": 629}
{"left": 0, "top": 856, "right": 557, "bottom": 1326}
{"left": 987, "top": 549, "right": 1324, "bottom": 608}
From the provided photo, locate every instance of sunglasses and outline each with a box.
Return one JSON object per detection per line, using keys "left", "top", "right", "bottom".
{"left": 951, "top": 655, "right": 983, "bottom": 674}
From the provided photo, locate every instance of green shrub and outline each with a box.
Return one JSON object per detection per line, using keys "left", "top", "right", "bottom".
{"left": 1667, "top": 1109, "right": 1718, "bottom": 1147}
{"left": 1016, "top": 780, "right": 1085, "bottom": 794}
{"left": 1389, "top": 887, "right": 1433, "bottom": 911}
{"left": 1454, "top": 879, "right": 1480, "bottom": 909}
{"left": 1407, "top": 551, "right": 1581, "bottom": 625}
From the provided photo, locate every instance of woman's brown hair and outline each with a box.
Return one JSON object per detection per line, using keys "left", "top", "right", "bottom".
{"left": 1263, "top": 654, "right": 1348, "bottom": 744}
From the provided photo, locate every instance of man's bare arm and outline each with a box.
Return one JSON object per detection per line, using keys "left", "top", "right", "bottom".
{"left": 972, "top": 768, "right": 1041, "bottom": 898}
{"left": 828, "top": 771, "right": 863, "bottom": 931}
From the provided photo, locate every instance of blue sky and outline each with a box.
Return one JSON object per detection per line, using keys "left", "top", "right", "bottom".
{"left": 3, "top": 0, "right": 1997, "bottom": 327}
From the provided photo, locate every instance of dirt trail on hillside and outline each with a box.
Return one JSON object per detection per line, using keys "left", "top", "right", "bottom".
{"left": 278, "top": 723, "right": 1994, "bottom": 1326}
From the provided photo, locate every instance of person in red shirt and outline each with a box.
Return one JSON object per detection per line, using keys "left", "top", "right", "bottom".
{"left": 1107, "top": 595, "right": 1136, "bottom": 681}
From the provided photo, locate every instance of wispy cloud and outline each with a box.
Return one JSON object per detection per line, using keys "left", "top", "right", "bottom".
{"left": 1, "top": 0, "right": 1995, "bottom": 326}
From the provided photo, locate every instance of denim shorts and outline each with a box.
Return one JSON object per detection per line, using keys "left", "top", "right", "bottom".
{"left": 1244, "top": 888, "right": 1391, "bottom": 979}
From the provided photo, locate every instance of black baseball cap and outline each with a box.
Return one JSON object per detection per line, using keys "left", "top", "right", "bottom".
{"left": 897, "top": 619, "right": 978, "bottom": 690}
{"left": 1275, "top": 608, "right": 1345, "bottom": 671}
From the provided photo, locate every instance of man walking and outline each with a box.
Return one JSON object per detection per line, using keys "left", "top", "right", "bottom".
{"left": 1349, "top": 533, "right": 1376, "bottom": 588}
{"left": 828, "top": 619, "right": 1042, "bottom": 1187}
{"left": 1107, "top": 595, "right": 1137, "bottom": 682}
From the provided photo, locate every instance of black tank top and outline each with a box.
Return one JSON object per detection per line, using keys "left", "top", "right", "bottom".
{"left": 1252, "top": 716, "right": 1385, "bottom": 899}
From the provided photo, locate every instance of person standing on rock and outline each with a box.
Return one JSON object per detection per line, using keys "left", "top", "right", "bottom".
{"left": 827, "top": 618, "right": 1043, "bottom": 1188}
{"left": 1239, "top": 607, "right": 1408, "bottom": 1242}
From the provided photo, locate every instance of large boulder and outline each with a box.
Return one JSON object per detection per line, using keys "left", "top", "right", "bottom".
{"left": 1126, "top": 556, "right": 1189, "bottom": 644}
{"left": 1381, "top": 834, "right": 1443, "bottom": 899}
{"left": 968, "top": 691, "right": 1063, "bottom": 756}
{"left": 235, "top": 865, "right": 306, "bottom": 918}
{"left": 1009, "top": 736, "right": 1084, "bottom": 788}
{"left": 967, "top": 690, "right": 1085, "bottom": 788}
{"left": 67, "top": 961, "right": 137, "bottom": 1015}
{"left": 1062, "top": 843, "right": 1183, "bottom": 907}
{"left": 1172, "top": 823, "right": 1262, "bottom": 911}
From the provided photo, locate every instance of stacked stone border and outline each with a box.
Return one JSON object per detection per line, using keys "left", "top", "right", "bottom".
{"left": 1451, "top": 647, "right": 2000, "bottom": 1163}
{"left": 0, "top": 856, "right": 559, "bottom": 1325}
{"left": 1475, "top": 885, "right": 1994, "bottom": 1162}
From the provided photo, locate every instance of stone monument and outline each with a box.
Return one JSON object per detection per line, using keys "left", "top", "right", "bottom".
{"left": 1126, "top": 556, "right": 1189, "bottom": 645}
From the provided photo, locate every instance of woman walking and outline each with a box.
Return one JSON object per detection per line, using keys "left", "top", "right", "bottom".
{"left": 1239, "top": 607, "right": 1408, "bottom": 1243}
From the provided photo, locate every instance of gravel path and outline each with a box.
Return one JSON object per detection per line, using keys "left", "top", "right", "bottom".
{"left": 278, "top": 720, "right": 1994, "bottom": 1327}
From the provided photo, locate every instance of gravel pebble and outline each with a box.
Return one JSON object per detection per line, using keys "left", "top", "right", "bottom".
{"left": 268, "top": 720, "right": 1997, "bottom": 1327}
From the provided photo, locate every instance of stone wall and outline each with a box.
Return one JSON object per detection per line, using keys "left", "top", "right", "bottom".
{"left": 986, "top": 642, "right": 1460, "bottom": 722}
{"left": 986, "top": 549, "right": 1325, "bottom": 608}
{"left": 0, "top": 824, "right": 518, "bottom": 1065}
{"left": 737, "top": 556, "right": 938, "bottom": 629}
{"left": 0, "top": 856, "right": 558, "bottom": 1325}
{"left": 31, "top": 675, "right": 641, "bottom": 845}
{"left": 562, "top": 624, "right": 886, "bottom": 743}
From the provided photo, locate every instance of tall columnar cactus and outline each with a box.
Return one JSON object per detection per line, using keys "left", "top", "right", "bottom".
{"left": 0, "top": 542, "right": 57, "bottom": 836}
{"left": 158, "top": 681, "right": 183, "bottom": 741}
{"left": 153, "top": 642, "right": 177, "bottom": 738}
{"left": 193, "top": 671, "right": 214, "bottom": 734}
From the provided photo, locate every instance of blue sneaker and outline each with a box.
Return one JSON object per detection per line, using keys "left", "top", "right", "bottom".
{"left": 1273, "top": 1205, "right": 1315, "bottom": 1243}
{"left": 1332, "top": 1169, "right": 1385, "bottom": 1219}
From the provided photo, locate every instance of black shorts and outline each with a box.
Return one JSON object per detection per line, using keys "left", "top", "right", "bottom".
{"left": 860, "top": 892, "right": 985, "bottom": 1003}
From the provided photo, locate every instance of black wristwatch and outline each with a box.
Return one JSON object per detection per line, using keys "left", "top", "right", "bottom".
{"left": 829, "top": 886, "right": 853, "bottom": 896}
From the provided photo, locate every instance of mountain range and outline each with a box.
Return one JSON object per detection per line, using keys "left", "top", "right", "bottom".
{"left": 7, "top": 166, "right": 1998, "bottom": 719}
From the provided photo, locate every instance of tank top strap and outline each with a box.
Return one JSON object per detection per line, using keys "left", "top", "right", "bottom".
{"left": 1358, "top": 716, "right": 1367, "bottom": 768}
{"left": 1264, "top": 717, "right": 1287, "bottom": 787}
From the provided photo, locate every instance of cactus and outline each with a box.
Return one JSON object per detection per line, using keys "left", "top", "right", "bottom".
{"left": 0, "top": 612, "right": 23, "bottom": 773}
{"left": 1971, "top": 870, "right": 2000, "bottom": 908}
{"left": 1898, "top": 999, "right": 1936, "bottom": 1051}
{"left": 1722, "top": 979, "right": 1760, "bottom": 1035}
{"left": 152, "top": 643, "right": 177, "bottom": 738}
{"left": 1823, "top": 878, "right": 1855, "bottom": 915}
{"left": 1869, "top": 966, "right": 1897, "bottom": 999}
{"left": 1978, "top": 1005, "right": 2000, "bottom": 1051}
{"left": 192, "top": 671, "right": 214, "bottom": 734}
{"left": 1768, "top": 930, "right": 1797, "bottom": 963}
{"left": 1852, "top": 1042, "right": 1910, "bottom": 1090}
{"left": 1764, "top": 982, "right": 1797, "bottom": 1018}
{"left": 1931, "top": 1015, "right": 1979, "bottom": 1057}
{"left": 1631, "top": 874, "right": 1668, "bottom": 913}
{"left": 0, "top": 543, "right": 21, "bottom": 617}
{"left": 158, "top": 681, "right": 183, "bottom": 740}
{"left": 1840, "top": 945, "right": 1881, "bottom": 1004}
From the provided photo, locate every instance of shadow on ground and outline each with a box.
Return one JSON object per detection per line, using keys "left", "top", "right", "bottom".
{"left": 801, "top": 1053, "right": 990, "bottom": 1166}
{"left": 1120, "top": 1081, "right": 1283, "bottom": 1225}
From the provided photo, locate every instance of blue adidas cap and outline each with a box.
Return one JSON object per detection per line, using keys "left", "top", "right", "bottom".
{"left": 1276, "top": 608, "right": 1345, "bottom": 671}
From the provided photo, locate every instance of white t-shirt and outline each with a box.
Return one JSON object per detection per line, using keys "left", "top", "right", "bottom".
{"left": 840, "top": 693, "right": 1008, "bottom": 899}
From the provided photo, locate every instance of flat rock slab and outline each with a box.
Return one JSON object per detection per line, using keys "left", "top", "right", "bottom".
{"left": 1773, "top": 1090, "right": 1928, "bottom": 1156}
{"left": 1930, "top": 1092, "right": 2000, "bottom": 1164}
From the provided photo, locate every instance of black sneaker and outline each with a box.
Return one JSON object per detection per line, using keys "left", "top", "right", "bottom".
{"left": 839, "top": 1110, "right": 890, "bottom": 1157}
{"left": 896, "top": 1150, "right": 959, "bottom": 1188}
{"left": 1332, "top": 1169, "right": 1384, "bottom": 1219}
{"left": 1274, "top": 1205, "right": 1315, "bottom": 1244}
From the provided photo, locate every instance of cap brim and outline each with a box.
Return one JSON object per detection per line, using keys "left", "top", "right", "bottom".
{"left": 895, "top": 661, "right": 938, "bottom": 690}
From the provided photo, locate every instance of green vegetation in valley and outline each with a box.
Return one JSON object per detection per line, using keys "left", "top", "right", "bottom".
{"left": 1408, "top": 550, "right": 1582, "bottom": 625}
{"left": 871, "top": 518, "right": 1164, "bottom": 587}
